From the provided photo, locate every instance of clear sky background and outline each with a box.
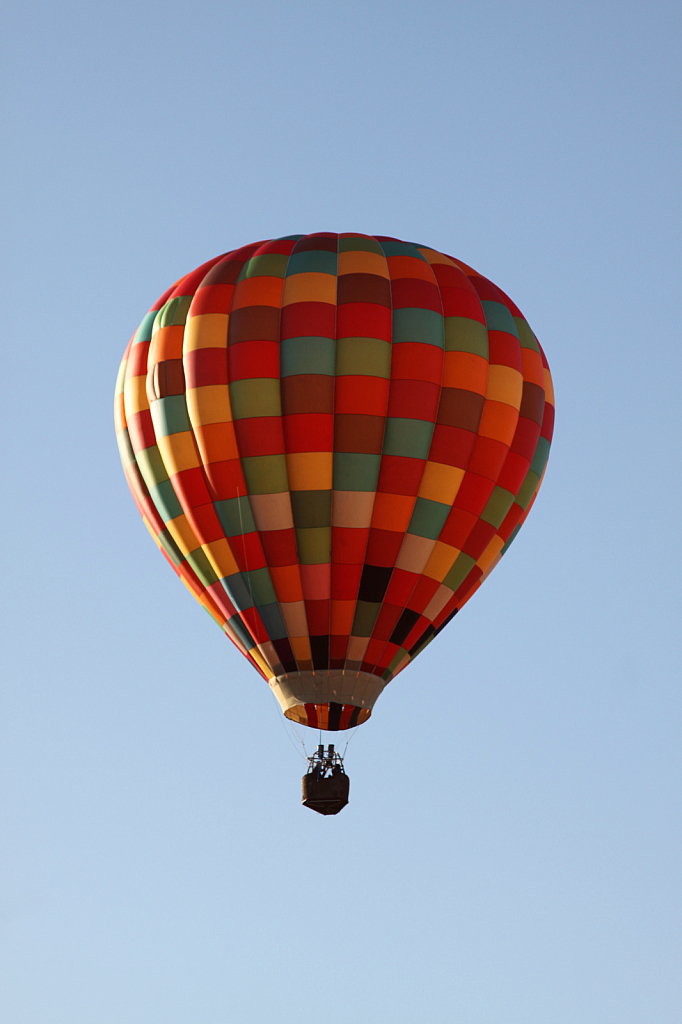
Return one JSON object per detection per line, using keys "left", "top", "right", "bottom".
{"left": 2, "top": 2, "right": 681, "bottom": 1021}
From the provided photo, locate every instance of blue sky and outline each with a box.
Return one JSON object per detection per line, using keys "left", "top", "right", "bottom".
{"left": 2, "top": 2, "right": 681, "bottom": 1021}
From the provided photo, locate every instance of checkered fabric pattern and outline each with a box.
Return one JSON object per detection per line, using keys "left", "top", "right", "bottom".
{"left": 115, "top": 234, "right": 554, "bottom": 730}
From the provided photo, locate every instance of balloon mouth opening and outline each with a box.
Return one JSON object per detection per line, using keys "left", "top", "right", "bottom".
{"left": 285, "top": 702, "right": 372, "bottom": 731}
{"left": 269, "top": 669, "right": 387, "bottom": 730}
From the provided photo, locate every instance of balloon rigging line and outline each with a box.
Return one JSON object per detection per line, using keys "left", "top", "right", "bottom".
{"left": 342, "top": 725, "right": 360, "bottom": 758}
{"left": 272, "top": 696, "right": 307, "bottom": 762}
{"left": 290, "top": 720, "right": 309, "bottom": 758}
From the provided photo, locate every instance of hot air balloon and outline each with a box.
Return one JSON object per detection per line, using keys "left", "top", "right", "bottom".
{"left": 115, "top": 233, "right": 554, "bottom": 813}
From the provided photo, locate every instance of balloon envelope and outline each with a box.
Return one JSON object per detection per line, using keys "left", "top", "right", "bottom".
{"left": 115, "top": 234, "right": 554, "bottom": 730}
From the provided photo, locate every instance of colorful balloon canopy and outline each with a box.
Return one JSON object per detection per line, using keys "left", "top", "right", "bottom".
{"left": 115, "top": 233, "right": 554, "bottom": 731}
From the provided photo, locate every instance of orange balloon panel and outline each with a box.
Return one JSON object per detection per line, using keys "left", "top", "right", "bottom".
{"left": 114, "top": 234, "right": 554, "bottom": 731}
